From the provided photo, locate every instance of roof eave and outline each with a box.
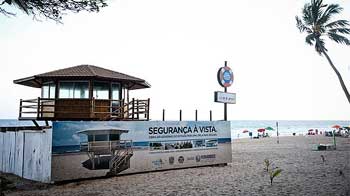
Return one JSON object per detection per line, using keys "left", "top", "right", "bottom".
{"left": 13, "top": 76, "right": 41, "bottom": 88}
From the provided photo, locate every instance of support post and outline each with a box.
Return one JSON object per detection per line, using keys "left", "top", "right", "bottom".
{"left": 127, "top": 89, "right": 130, "bottom": 103}
{"left": 136, "top": 99, "right": 139, "bottom": 120}
{"left": 210, "top": 110, "right": 212, "bottom": 121}
{"left": 276, "top": 121, "right": 279, "bottom": 144}
{"left": 195, "top": 109, "right": 198, "bottom": 121}
{"left": 19, "top": 99, "right": 23, "bottom": 118}
{"left": 147, "top": 98, "right": 150, "bottom": 120}
{"left": 132, "top": 98, "right": 135, "bottom": 120}
{"left": 91, "top": 97, "right": 95, "bottom": 118}
{"left": 32, "top": 120, "right": 41, "bottom": 130}
{"left": 37, "top": 97, "right": 40, "bottom": 119}
{"left": 333, "top": 129, "right": 337, "bottom": 149}
{"left": 224, "top": 87, "right": 227, "bottom": 121}
{"left": 224, "top": 61, "right": 228, "bottom": 121}
{"left": 179, "top": 109, "right": 182, "bottom": 121}
{"left": 162, "top": 109, "right": 165, "bottom": 121}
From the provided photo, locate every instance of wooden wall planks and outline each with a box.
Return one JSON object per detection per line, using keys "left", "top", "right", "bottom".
{"left": 0, "top": 129, "right": 52, "bottom": 183}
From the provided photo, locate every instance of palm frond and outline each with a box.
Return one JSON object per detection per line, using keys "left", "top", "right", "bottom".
{"left": 327, "top": 32, "right": 350, "bottom": 45}
{"left": 305, "top": 34, "right": 316, "bottom": 45}
{"left": 325, "top": 20, "right": 350, "bottom": 29}
{"left": 315, "top": 38, "right": 327, "bottom": 54}
{"left": 302, "top": 3, "right": 314, "bottom": 26}
{"left": 296, "top": 16, "right": 312, "bottom": 33}
{"left": 329, "top": 28, "right": 350, "bottom": 35}
{"left": 12, "top": 0, "right": 28, "bottom": 13}
{"left": 318, "top": 4, "right": 343, "bottom": 25}
{"left": 311, "top": 0, "right": 324, "bottom": 24}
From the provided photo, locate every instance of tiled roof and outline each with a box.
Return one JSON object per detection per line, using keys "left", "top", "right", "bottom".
{"left": 14, "top": 65, "right": 150, "bottom": 89}
{"left": 36, "top": 65, "right": 144, "bottom": 82}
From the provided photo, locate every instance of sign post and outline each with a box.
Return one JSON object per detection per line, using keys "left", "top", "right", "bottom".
{"left": 224, "top": 63, "right": 227, "bottom": 121}
{"left": 276, "top": 121, "right": 279, "bottom": 144}
{"left": 215, "top": 61, "right": 235, "bottom": 121}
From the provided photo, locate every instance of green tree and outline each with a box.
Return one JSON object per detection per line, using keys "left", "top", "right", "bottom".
{"left": 296, "top": 0, "right": 350, "bottom": 104}
{"left": 0, "top": 0, "right": 107, "bottom": 22}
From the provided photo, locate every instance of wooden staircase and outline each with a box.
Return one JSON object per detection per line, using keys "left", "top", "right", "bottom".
{"left": 108, "top": 148, "right": 133, "bottom": 175}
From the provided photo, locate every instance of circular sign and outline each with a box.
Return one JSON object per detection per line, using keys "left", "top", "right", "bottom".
{"left": 217, "top": 66, "right": 233, "bottom": 87}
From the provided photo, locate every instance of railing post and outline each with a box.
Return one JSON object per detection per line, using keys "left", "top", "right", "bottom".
{"left": 179, "top": 109, "right": 182, "bottom": 121}
{"left": 120, "top": 99, "right": 124, "bottom": 119}
{"left": 137, "top": 99, "right": 139, "bottom": 120}
{"left": 91, "top": 97, "right": 95, "bottom": 118}
{"left": 126, "top": 99, "right": 129, "bottom": 119}
{"left": 19, "top": 99, "right": 23, "bottom": 118}
{"left": 37, "top": 97, "right": 40, "bottom": 118}
{"left": 132, "top": 98, "right": 135, "bottom": 120}
{"left": 147, "top": 98, "right": 150, "bottom": 120}
{"left": 162, "top": 109, "right": 165, "bottom": 121}
{"left": 210, "top": 110, "right": 212, "bottom": 121}
{"left": 195, "top": 109, "right": 198, "bottom": 121}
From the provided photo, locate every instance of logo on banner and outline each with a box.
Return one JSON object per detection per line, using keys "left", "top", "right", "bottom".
{"left": 178, "top": 156, "right": 184, "bottom": 164}
{"left": 196, "top": 155, "right": 201, "bottom": 162}
{"left": 169, "top": 157, "right": 175, "bottom": 165}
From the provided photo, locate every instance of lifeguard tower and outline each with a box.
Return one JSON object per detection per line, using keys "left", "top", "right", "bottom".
{"left": 78, "top": 128, "right": 133, "bottom": 175}
{"left": 14, "top": 65, "right": 150, "bottom": 126}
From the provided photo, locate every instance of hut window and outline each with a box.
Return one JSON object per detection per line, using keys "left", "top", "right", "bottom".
{"left": 109, "top": 134, "right": 120, "bottom": 141}
{"left": 93, "top": 82, "right": 110, "bottom": 100}
{"left": 95, "top": 134, "right": 108, "bottom": 141}
{"left": 59, "top": 82, "right": 89, "bottom": 99}
{"left": 42, "top": 83, "right": 56, "bottom": 99}
{"left": 111, "top": 83, "right": 120, "bottom": 100}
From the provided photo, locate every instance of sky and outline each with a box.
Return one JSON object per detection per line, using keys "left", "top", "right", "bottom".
{"left": 1, "top": 0, "right": 350, "bottom": 120}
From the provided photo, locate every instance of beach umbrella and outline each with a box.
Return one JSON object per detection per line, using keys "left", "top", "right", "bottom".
{"left": 332, "top": 125, "right": 341, "bottom": 129}
{"left": 257, "top": 128, "right": 265, "bottom": 133}
{"left": 242, "top": 130, "right": 249, "bottom": 133}
{"left": 265, "top": 126, "right": 274, "bottom": 131}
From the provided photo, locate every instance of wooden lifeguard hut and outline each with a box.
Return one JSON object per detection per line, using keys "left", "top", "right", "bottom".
{"left": 14, "top": 65, "right": 150, "bottom": 124}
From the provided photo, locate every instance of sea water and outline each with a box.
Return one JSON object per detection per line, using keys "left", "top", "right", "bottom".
{"left": 0, "top": 119, "right": 348, "bottom": 139}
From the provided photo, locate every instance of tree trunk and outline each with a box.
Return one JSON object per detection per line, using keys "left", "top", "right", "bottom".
{"left": 322, "top": 51, "right": 350, "bottom": 104}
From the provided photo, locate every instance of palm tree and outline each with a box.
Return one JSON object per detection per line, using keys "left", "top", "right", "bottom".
{"left": 296, "top": 0, "right": 350, "bottom": 104}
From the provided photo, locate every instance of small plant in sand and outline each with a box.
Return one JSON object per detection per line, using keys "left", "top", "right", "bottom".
{"left": 264, "top": 159, "right": 282, "bottom": 185}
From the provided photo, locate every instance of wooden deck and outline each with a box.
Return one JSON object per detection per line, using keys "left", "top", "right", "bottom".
{"left": 19, "top": 98, "right": 150, "bottom": 121}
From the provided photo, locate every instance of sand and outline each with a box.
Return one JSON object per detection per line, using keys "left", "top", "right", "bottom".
{"left": 2, "top": 135, "right": 350, "bottom": 196}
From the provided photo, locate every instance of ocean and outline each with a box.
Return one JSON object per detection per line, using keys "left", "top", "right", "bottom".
{"left": 0, "top": 119, "right": 348, "bottom": 139}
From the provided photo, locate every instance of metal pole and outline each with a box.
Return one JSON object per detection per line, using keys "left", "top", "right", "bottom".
{"left": 162, "top": 109, "right": 165, "bottom": 121}
{"left": 179, "top": 109, "right": 182, "bottom": 121}
{"left": 276, "top": 121, "right": 279, "bottom": 144}
{"left": 210, "top": 110, "right": 212, "bottom": 121}
{"left": 19, "top": 99, "right": 23, "bottom": 118}
{"left": 195, "top": 109, "right": 198, "bottom": 121}
{"left": 333, "top": 129, "right": 337, "bottom": 149}
{"left": 224, "top": 61, "right": 228, "bottom": 121}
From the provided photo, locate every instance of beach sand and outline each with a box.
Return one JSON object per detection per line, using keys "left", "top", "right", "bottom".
{"left": 3, "top": 135, "right": 350, "bottom": 196}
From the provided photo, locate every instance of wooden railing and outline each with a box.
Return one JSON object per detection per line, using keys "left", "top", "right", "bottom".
{"left": 18, "top": 97, "right": 150, "bottom": 121}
